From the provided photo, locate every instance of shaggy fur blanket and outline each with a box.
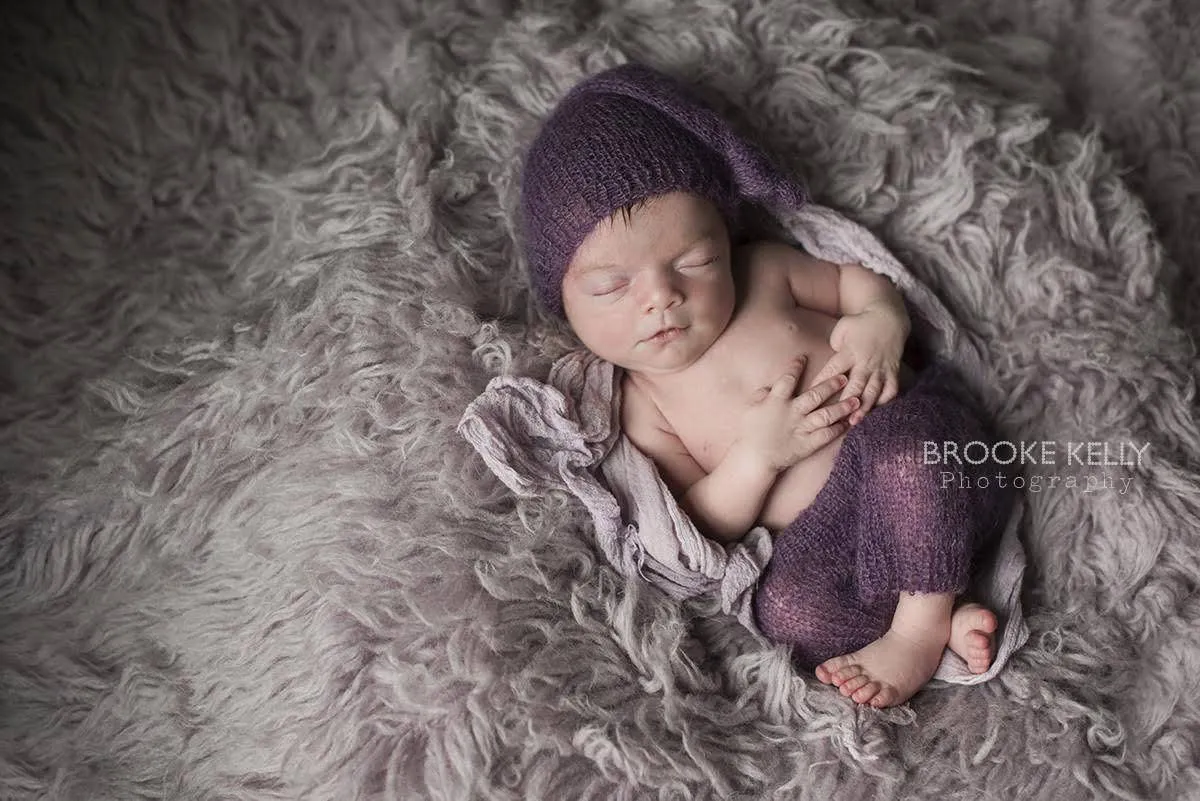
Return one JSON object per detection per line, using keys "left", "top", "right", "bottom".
{"left": 3, "top": 0, "right": 1199, "bottom": 799}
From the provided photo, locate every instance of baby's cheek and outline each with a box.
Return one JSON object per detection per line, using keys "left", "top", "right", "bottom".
{"left": 578, "top": 311, "right": 629, "bottom": 352}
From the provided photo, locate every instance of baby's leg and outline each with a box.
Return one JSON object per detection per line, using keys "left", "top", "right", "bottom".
{"left": 754, "top": 543, "right": 893, "bottom": 672}
{"left": 753, "top": 444, "right": 894, "bottom": 668}
{"left": 816, "top": 376, "right": 1014, "bottom": 707}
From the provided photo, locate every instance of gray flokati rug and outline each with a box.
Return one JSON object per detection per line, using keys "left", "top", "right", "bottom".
{"left": 3, "top": 1, "right": 1200, "bottom": 799}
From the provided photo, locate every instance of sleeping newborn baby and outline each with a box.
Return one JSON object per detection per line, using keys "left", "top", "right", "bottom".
{"left": 518, "top": 63, "right": 1015, "bottom": 708}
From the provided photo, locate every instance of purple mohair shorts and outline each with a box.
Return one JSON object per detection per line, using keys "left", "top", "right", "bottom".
{"left": 752, "top": 360, "right": 1017, "bottom": 669}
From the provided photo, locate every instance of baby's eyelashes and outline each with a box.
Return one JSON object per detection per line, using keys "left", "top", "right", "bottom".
{"left": 586, "top": 278, "right": 629, "bottom": 295}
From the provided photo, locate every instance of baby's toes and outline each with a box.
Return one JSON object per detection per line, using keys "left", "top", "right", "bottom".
{"left": 833, "top": 663, "right": 864, "bottom": 687}
{"left": 967, "top": 607, "right": 998, "bottom": 635}
{"left": 967, "top": 633, "right": 993, "bottom": 672}
{"left": 817, "top": 655, "right": 854, "bottom": 686}
{"left": 869, "top": 684, "right": 900, "bottom": 709}
{"left": 851, "top": 680, "right": 882, "bottom": 705}
{"left": 967, "top": 631, "right": 991, "bottom": 651}
{"left": 839, "top": 673, "right": 872, "bottom": 698}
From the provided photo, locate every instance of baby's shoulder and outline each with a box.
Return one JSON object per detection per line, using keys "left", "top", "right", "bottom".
{"left": 733, "top": 239, "right": 826, "bottom": 304}
{"left": 619, "top": 371, "right": 669, "bottom": 433}
{"left": 733, "top": 238, "right": 817, "bottom": 279}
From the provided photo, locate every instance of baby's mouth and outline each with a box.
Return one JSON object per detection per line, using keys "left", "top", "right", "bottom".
{"left": 645, "top": 326, "right": 685, "bottom": 344}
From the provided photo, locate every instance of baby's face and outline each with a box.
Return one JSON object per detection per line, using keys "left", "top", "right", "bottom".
{"left": 562, "top": 192, "right": 736, "bottom": 377}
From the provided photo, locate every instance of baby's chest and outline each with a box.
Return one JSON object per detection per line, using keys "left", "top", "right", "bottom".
{"left": 662, "top": 306, "right": 836, "bottom": 471}
{"left": 663, "top": 393, "right": 744, "bottom": 470}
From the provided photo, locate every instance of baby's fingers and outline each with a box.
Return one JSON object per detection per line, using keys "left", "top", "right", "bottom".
{"left": 843, "top": 364, "right": 874, "bottom": 403}
{"left": 768, "top": 356, "right": 808, "bottom": 399}
{"left": 853, "top": 373, "right": 885, "bottom": 424}
{"left": 803, "top": 416, "right": 852, "bottom": 449}
{"left": 877, "top": 373, "right": 900, "bottom": 406}
{"left": 811, "top": 351, "right": 853, "bottom": 387}
{"left": 805, "top": 395, "right": 860, "bottom": 431}
{"left": 792, "top": 373, "right": 849, "bottom": 414}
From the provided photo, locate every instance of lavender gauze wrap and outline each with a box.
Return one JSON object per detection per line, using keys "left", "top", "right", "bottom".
{"left": 503, "top": 61, "right": 1029, "bottom": 682}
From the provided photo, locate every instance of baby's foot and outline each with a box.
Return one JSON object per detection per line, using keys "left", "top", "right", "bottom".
{"left": 948, "top": 602, "right": 997, "bottom": 674}
{"left": 815, "top": 626, "right": 947, "bottom": 708}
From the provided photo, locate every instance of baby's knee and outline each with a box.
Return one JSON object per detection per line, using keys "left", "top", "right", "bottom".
{"left": 863, "top": 421, "right": 1014, "bottom": 510}
{"left": 862, "top": 431, "right": 944, "bottom": 508}
{"left": 754, "top": 587, "right": 821, "bottom": 645}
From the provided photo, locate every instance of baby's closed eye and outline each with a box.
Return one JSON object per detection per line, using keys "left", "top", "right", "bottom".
{"left": 590, "top": 281, "right": 627, "bottom": 296}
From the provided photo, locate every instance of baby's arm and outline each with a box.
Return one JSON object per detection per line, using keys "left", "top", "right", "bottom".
{"left": 622, "top": 365, "right": 857, "bottom": 545}
{"left": 622, "top": 381, "right": 773, "bottom": 546}
{"left": 768, "top": 242, "right": 905, "bottom": 321}
{"left": 765, "top": 243, "right": 910, "bottom": 419}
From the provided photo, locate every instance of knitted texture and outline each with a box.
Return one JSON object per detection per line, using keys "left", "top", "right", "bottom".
{"left": 753, "top": 361, "right": 1017, "bottom": 669}
{"left": 518, "top": 62, "right": 808, "bottom": 318}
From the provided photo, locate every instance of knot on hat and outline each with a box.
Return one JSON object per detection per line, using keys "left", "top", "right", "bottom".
{"left": 518, "top": 62, "right": 809, "bottom": 318}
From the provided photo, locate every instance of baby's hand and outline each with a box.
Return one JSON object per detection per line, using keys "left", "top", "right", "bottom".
{"left": 734, "top": 357, "right": 859, "bottom": 474}
{"left": 811, "top": 301, "right": 909, "bottom": 424}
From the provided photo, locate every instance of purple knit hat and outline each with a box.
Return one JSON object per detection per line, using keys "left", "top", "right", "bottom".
{"left": 519, "top": 62, "right": 810, "bottom": 318}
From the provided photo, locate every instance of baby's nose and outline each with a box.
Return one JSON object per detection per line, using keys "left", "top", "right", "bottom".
{"left": 640, "top": 269, "right": 682, "bottom": 310}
